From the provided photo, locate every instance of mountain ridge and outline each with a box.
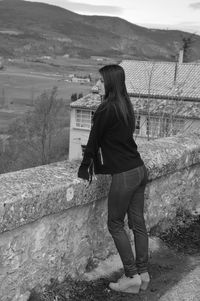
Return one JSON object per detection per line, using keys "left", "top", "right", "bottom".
{"left": 0, "top": 0, "right": 200, "bottom": 61}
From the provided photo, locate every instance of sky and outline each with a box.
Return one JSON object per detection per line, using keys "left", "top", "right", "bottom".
{"left": 26, "top": 0, "right": 200, "bottom": 34}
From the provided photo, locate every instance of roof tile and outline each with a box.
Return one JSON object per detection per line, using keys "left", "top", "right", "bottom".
{"left": 120, "top": 60, "right": 200, "bottom": 99}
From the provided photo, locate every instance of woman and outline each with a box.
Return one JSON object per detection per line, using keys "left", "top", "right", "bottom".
{"left": 78, "top": 64, "right": 150, "bottom": 294}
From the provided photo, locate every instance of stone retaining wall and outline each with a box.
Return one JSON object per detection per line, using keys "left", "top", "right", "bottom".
{"left": 0, "top": 133, "right": 200, "bottom": 300}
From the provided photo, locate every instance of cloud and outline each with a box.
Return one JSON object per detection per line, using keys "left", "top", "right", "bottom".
{"left": 64, "top": 1, "right": 123, "bottom": 14}
{"left": 189, "top": 2, "right": 200, "bottom": 9}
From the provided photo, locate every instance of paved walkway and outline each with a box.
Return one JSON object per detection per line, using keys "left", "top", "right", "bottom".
{"left": 160, "top": 265, "right": 200, "bottom": 301}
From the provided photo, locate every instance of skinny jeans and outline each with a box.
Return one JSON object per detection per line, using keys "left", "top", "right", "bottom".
{"left": 107, "top": 164, "right": 148, "bottom": 277}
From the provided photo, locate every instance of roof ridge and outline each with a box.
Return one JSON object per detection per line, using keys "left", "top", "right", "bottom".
{"left": 121, "top": 60, "right": 200, "bottom": 66}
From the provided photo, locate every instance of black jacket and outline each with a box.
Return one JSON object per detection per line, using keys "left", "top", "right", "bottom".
{"left": 78, "top": 101, "right": 144, "bottom": 180}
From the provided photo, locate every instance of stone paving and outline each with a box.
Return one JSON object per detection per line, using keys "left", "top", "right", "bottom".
{"left": 160, "top": 265, "right": 200, "bottom": 301}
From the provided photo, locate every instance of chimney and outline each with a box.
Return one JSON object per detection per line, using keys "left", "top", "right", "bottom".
{"left": 178, "top": 49, "right": 184, "bottom": 64}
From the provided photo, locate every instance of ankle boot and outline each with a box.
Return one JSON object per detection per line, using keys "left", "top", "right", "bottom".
{"left": 140, "top": 272, "right": 150, "bottom": 290}
{"left": 109, "top": 274, "right": 141, "bottom": 294}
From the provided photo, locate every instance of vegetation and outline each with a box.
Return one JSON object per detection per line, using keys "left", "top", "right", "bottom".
{"left": 71, "top": 93, "right": 83, "bottom": 102}
{"left": 181, "top": 34, "right": 197, "bottom": 62}
{"left": 9, "top": 87, "right": 65, "bottom": 164}
{"left": 0, "top": 87, "right": 69, "bottom": 174}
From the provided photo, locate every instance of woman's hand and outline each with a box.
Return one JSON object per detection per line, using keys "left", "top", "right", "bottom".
{"left": 77, "top": 167, "right": 91, "bottom": 188}
{"left": 78, "top": 165, "right": 90, "bottom": 181}
{"left": 78, "top": 158, "right": 94, "bottom": 185}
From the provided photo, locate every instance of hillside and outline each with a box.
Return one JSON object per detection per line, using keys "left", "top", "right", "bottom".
{"left": 0, "top": 0, "right": 200, "bottom": 61}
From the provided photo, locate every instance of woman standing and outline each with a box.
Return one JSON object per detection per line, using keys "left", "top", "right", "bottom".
{"left": 78, "top": 64, "right": 150, "bottom": 294}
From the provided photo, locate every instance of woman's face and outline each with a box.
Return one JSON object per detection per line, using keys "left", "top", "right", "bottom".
{"left": 98, "top": 76, "right": 105, "bottom": 96}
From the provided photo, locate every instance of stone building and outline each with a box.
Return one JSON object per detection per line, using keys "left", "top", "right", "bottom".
{"left": 69, "top": 59, "right": 200, "bottom": 161}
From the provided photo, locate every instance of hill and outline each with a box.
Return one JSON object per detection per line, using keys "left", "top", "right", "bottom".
{"left": 0, "top": 0, "right": 200, "bottom": 61}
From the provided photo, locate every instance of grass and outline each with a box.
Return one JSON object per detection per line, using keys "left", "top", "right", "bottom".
{"left": 0, "top": 67, "right": 91, "bottom": 102}
{"left": 0, "top": 58, "right": 98, "bottom": 132}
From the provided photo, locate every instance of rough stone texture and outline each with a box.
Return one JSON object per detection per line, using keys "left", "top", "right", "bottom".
{"left": 0, "top": 162, "right": 111, "bottom": 233}
{"left": 0, "top": 198, "right": 115, "bottom": 301}
{"left": 138, "top": 133, "right": 200, "bottom": 180}
{"left": 0, "top": 133, "right": 200, "bottom": 300}
{"left": 145, "top": 164, "right": 200, "bottom": 230}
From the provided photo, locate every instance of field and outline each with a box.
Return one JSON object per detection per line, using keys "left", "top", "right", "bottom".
{"left": 0, "top": 56, "right": 112, "bottom": 133}
{"left": 0, "top": 108, "right": 26, "bottom": 132}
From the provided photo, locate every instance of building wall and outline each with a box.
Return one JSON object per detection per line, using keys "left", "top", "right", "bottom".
{"left": 69, "top": 107, "right": 200, "bottom": 161}
{"left": 0, "top": 133, "right": 200, "bottom": 300}
{"left": 69, "top": 108, "right": 90, "bottom": 160}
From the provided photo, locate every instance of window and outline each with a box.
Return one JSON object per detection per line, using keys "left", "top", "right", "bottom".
{"left": 75, "top": 109, "right": 94, "bottom": 129}
{"left": 160, "top": 118, "right": 170, "bottom": 137}
{"left": 171, "top": 118, "right": 185, "bottom": 135}
{"left": 161, "top": 117, "right": 184, "bottom": 137}
{"left": 146, "top": 116, "right": 160, "bottom": 137}
{"left": 135, "top": 115, "right": 141, "bottom": 135}
{"left": 146, "top": 116, "right": 185, "bottom": 138}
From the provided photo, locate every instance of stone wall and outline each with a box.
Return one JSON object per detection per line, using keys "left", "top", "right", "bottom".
{"left": 0, "top": 133, "right": 200, "bottom": 300}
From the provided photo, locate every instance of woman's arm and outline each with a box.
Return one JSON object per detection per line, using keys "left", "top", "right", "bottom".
{"left": 78, "top": 103, "right": 112, "bottom": 180}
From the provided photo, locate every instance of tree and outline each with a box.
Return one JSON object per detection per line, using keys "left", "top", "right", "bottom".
{"left": 71, "top": 93, "right": 77, "bottom": 102}
{"left": 9, "top": 86, "right": 65, "bottom": 166}
{"left": 78, "top": 93, "right": 83, "bottom": 99}
{"left": 181, "top": 33, "right": 196, "bottom": 62}
{"left": 0, "top": 139, "right": 19, "bottom": 174}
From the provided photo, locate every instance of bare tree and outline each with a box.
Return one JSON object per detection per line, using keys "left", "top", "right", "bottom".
{"left": 181, "top": 33, "right": 196, "bottom": 63}
{"left": 9, "top": 86, "right": 65, "bottom": 166}
{"left": 130, "top": 61, "right": 198, "bottom": 141}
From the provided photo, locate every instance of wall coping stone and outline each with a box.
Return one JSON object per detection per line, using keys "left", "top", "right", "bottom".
{"left": 0, "top": 132, "right": 200, "bottom": 234}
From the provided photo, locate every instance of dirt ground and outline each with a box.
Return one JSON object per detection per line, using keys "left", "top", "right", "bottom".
{"left": 29, "top": 214, "right": 200, "bottom": 301}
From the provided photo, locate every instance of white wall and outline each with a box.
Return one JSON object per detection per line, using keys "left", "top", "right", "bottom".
{"left": 68, "top": 107, "right": 200, "bottom": 161}
{"left": 69, "top": 108, "right": 90, "bottom": 160}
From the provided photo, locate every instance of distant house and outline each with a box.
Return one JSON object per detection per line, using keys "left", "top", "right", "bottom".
{"left": 40, "top": 56, "right": 52, "bottom": 60}
{"left": 69, "top": 58, "right": 200, "bottom": 161}
{"left": 71, "top": 75, "right": 91, "bottom": 84}
{"left": 91, "top": 56, "right": 106, "bottom": 61}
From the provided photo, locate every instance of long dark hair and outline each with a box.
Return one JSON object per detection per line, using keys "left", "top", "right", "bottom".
{"left": 99, "top": 64, "right": 135, "bottom": 130}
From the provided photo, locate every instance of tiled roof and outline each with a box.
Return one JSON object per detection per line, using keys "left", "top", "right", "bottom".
{"left": 120, "top": 60, "right": 200, "bottom": 100}
{"left": 131, "top": 97, "right": 200, "bottom": 119}
{"left": 70, "top": 92, "right": 200, "bottom": 120}
{"left": 70, "top": 93, "right": 101, "bottom": 110}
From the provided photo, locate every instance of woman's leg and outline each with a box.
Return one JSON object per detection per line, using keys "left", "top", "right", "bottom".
{"left": 127, "top": 166, "right": 148, "bottom": 274}
{"left": 107, "top": 168, "right": 142, "bottom": 277}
